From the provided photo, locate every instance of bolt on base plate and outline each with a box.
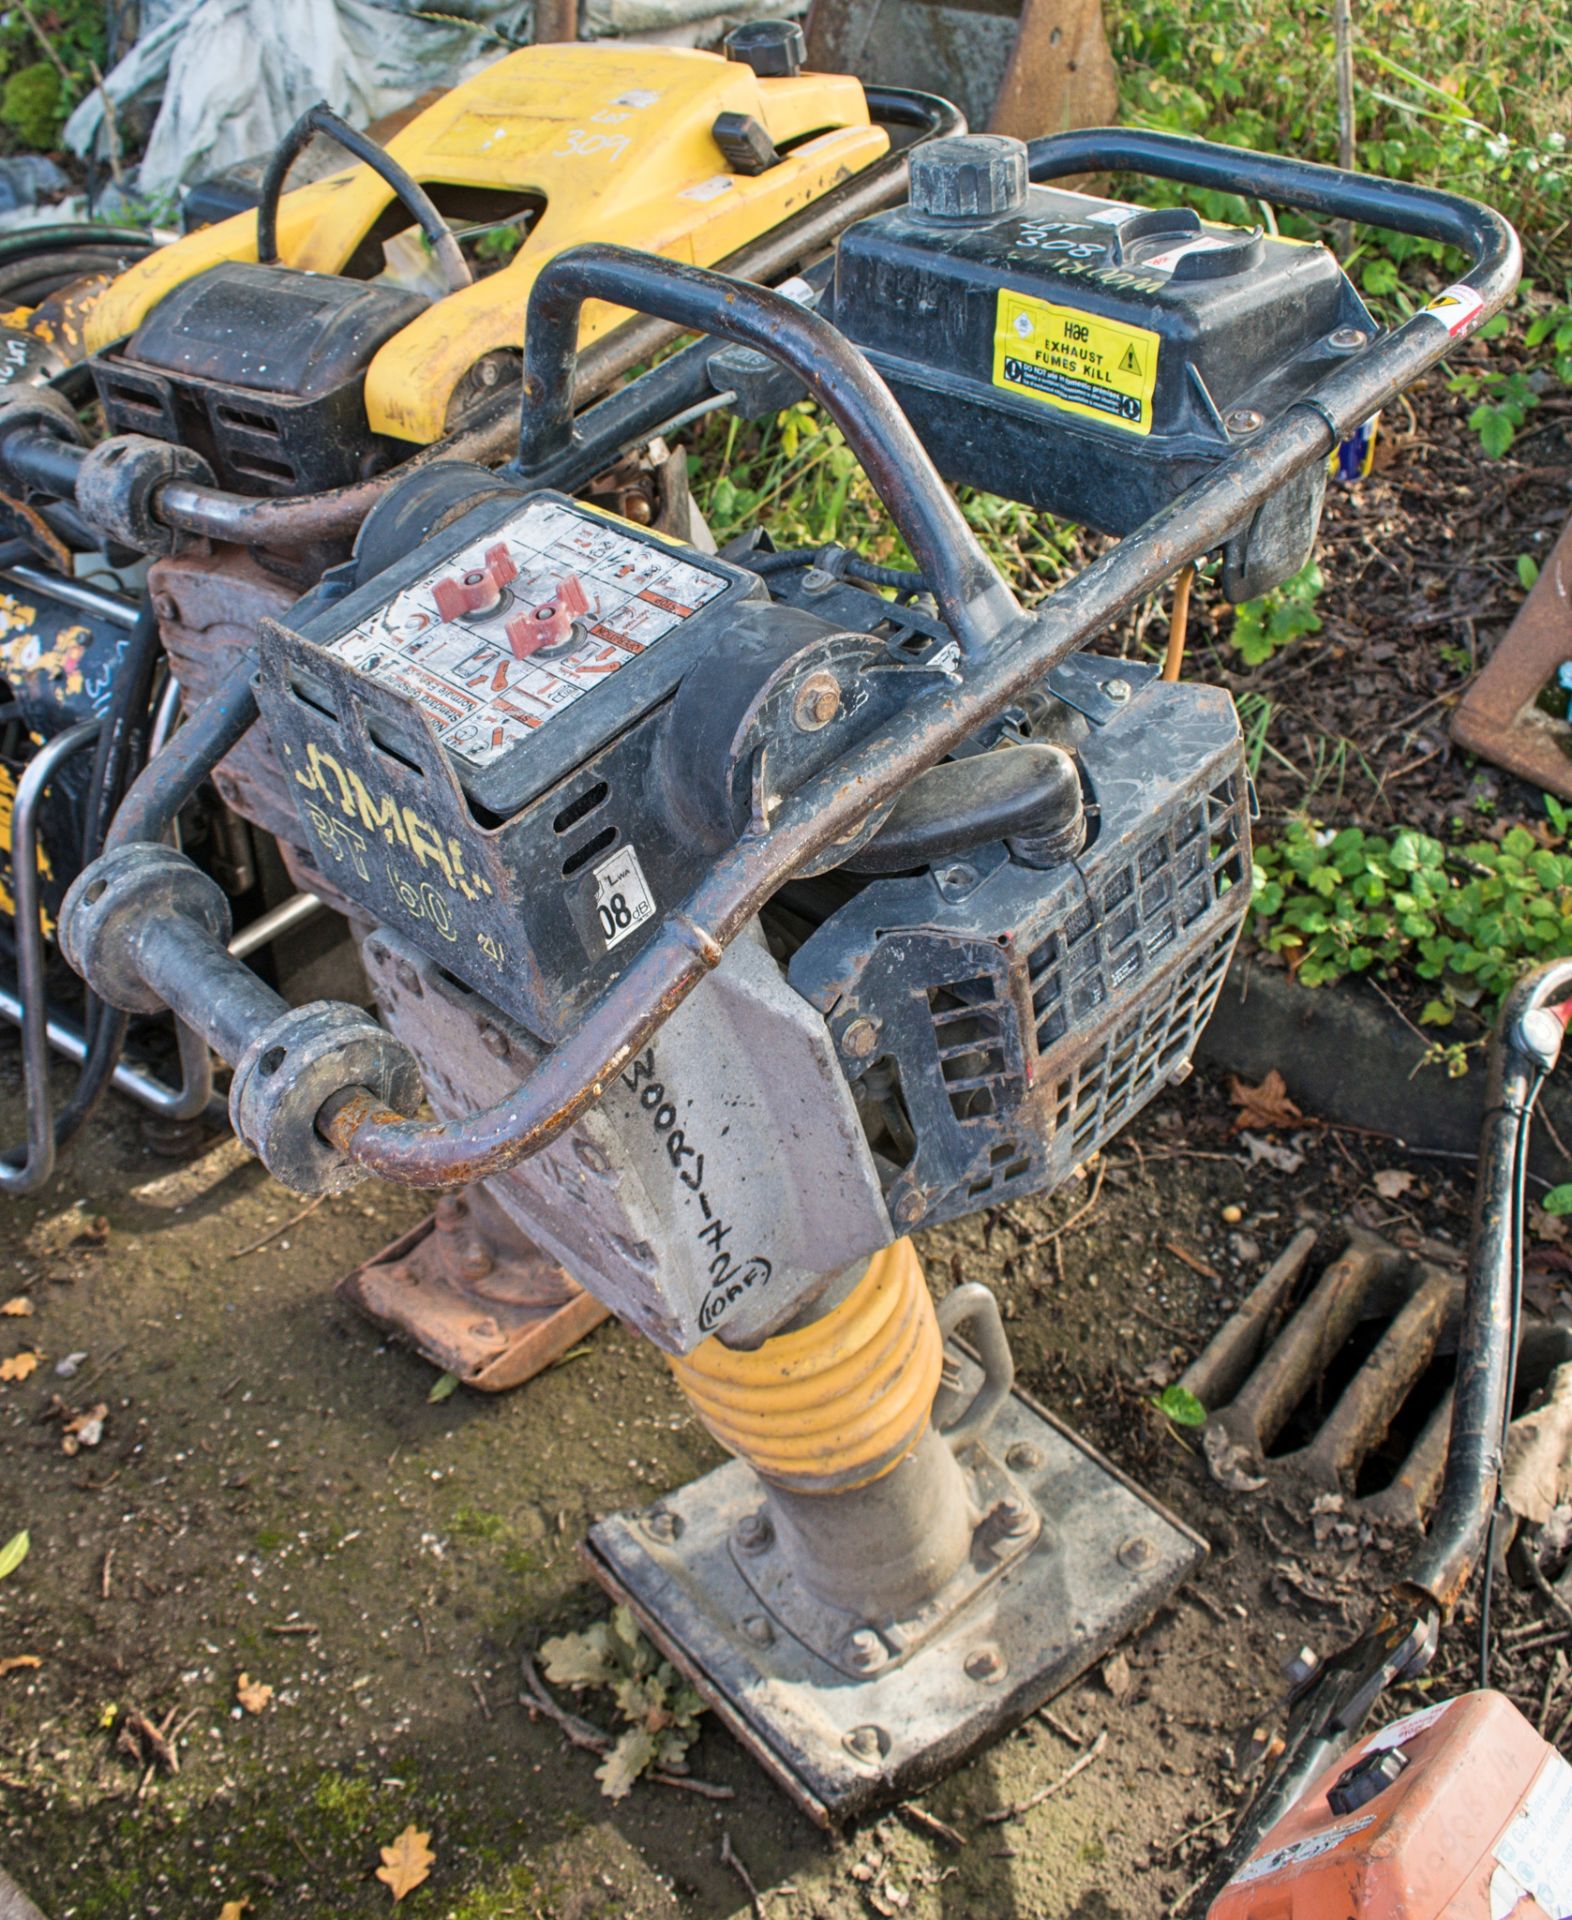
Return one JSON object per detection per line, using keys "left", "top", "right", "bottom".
{"left": 584, "top": 1346, "right": 1205, "bottom": 1825}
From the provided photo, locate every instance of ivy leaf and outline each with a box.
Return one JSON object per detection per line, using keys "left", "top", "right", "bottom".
{"left": 375, "top": 1826, "right": 435, "bottom": 1903}
{"left": 1543, "top": 1186, "right": 1572, "bottom": 1217}
{"left": 1153, "top": 1385, "right": 1207, "bottom": 1428}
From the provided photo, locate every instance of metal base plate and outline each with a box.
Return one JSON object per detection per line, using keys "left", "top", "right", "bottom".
{"left": 584, "top": 1348, "right": 1206, "bottom": 1825}
{"left": 337, "top": 1186, "right": 609, "bottom": 1392}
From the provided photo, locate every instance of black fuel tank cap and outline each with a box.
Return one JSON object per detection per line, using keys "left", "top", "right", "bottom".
{"left": 724, "top": 19, "right": 805, "bottom": 77}
{"left": 909, "top": 135, "right": 1029, "bottom": 223}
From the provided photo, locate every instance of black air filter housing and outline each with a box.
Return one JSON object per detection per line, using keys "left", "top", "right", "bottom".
{"left": 91, "top": 262, "right": 426, "bottom": 495}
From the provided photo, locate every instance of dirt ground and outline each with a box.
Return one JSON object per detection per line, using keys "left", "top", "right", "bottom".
{"left": 1, "top": 1031, "right": 1568, "bottom": 1920}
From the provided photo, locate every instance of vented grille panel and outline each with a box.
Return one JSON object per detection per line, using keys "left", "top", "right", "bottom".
{"left": 1046, "top": 925, "right": 1236, "bottom": 1157}
{"left": 1025, "top": 773, "right": 1245, "bottom": 1061}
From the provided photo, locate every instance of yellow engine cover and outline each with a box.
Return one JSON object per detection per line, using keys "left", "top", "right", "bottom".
{"left": 84, "top": 42, "right": 888, "bottom": 446}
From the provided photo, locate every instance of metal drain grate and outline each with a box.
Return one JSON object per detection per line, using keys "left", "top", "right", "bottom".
{"left": 1182, "top": 1227, "right": 1572, "bottom": 1526}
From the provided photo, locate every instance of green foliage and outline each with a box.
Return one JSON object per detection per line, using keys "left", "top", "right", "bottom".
{"left": 1543, "top": 1184, "right": 1572, "bottom": 1215}
{"left": 0, "top": 1, "right": 107, "bottom": 152}
{"left": 1250, "top": 806, "right": 1572, "bottom": 1030}
{"left": 1110, "top": 0, "right": 1572, "bottom": 281}
{"left": 539, "top": 1605, "right": 708, "bottom": 1801}
{"left": 1449, "top": 299, "right": 1572, "bottom": 456}
{"left": 1, "top": 63, "right": 58, "bottom": 150}
{"left": 1153, "top": 1385, "right": 1208, "bottom": 1428}
{"left": 0, "top": 1529, "right": 28, "bottom": 1580}
{"left": 1229, "top": 560, "right": 1324, "bottom": 667}
{"left": 688, "top": 401, "right": 1081, "bottom": 598}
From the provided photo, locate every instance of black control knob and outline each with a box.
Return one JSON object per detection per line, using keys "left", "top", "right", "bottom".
{"left": 909, "top": 135, "right": 1029, "bottom": 223}
{"left": 1327, "top": 1746, "right": 1410, "bottom": 1816}
{"left": 724, "top": 19, "right": 805, "bottom": 78}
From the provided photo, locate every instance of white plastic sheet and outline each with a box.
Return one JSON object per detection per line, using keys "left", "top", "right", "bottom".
{"left": 65, "top": 0, "right": 531, "bottom": 198}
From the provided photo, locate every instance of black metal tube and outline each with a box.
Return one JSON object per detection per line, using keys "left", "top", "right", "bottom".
{"left": 135, "top": 916, "right": 289, "bottom": 1067}
{"left": 2, "top": 427, "right": 88, "bottom": 498}
{"left": 516, "top": 247, "right": 1018, "bottom": 655}
{"left": 106, "top": 652, "right": 259, "bottom": 852}
{"left": 1404, "top": 956, "right": 1572, "bottom": 1609}
{"left": 255, "top": 103, "right": 471, "bottom": 293}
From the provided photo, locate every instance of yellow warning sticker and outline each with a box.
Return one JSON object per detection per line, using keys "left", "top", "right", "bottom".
{"left": 992, "top": 290, "right": 1161, "bottom": 437}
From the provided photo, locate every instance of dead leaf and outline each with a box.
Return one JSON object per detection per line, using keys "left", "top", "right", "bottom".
{"left": 0, "top": 1655, "right": 41, "bottom": 1677}
{"left": 1101, "top": 1650, "right": 1132, "bottom": 1702}
{"left": 0, "top": 1297, "right": 32, "bottom": 1317}
{"left": 1227, "top": 1070, "right": 1303, "bottom": 1134}
{"left": 1240, "top": 1133, "right": 1305, "bottom": 1175}
{"left": 0, "top": 1352, "right": 39, "bottom": 1382}
{"left": 218, "top": 1903, "right": 250, "bottom": 1920}
{"left": 60, "top": 1403, "right": 107, "bottom": 1455}
{"left": 376, "top": 1825, "right": 435, "bottom": 1902}
{"left": 75, "top": 1215, "right": 111, "bottom": 1248}
{"left": 1373, "top": 1169, "right": 1416, "bottom": 1201}
{"left": 235, "top": 1673, "right": 273, "bottom": 1715}
{"left": 1203, "top": 1424, "right": 1268, "bottom": 1494}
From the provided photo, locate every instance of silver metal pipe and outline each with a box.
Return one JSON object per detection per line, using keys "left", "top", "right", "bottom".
{"left": 0, "top": 719, "right": 100, "bottom": 1193}
{"left": 229, "top": 890, "right": 324, "bottom": 961}
{"left": 0, "top": 979, "right": 213, "bottom": 1115}
{"left": 0, "top": 566, "right": 139, "bottom": 629}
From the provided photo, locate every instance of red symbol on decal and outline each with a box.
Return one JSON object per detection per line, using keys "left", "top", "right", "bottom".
{"left": 505, "top": 573, "right": 591, "bottom": 659}
{"left": 432, "top": 543, "right": 517, "bottom": 621}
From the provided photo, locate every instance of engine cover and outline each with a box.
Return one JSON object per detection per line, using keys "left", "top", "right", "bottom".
{"left": 255, "top": 486, "right": 912, "bottom": 1041}
{"left": 92, "top": 263, "right": 426, "bottom": 494}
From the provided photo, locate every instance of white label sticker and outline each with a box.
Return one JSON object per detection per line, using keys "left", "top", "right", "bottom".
{"left": 1361, "top": 1699, "right": 1452, "bottom": 1755}
{"left": 1142, "top": 234, "right": 1236, "bottom": 273}
{"left": 1493, "top": 1750, "right": 1572, "bottom": 1920}
{"left": 592, "top": 845, "right": 656, "bottom": 949}
{"left": 326, "top": 499, "right": 727, "bottom": 771}
{"left": 1422, "top": 283, "right": 1486, "bottom": 337}
{"left": 1231, "top": 1814, "right": 1377, "bottom": 1888}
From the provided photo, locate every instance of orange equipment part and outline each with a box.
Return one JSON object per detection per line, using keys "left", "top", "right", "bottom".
{"left": 1208, "top": 1690, "right": 1572, "bottom": 1920}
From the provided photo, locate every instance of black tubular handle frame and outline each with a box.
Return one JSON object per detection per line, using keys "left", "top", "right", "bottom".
{"left": 255, "top": 102, "right": 472, "bottom": 294}
{"left": 515, "top": 245, "right": 1020, "bottom": 658}
{"left": 100, "top": 135, "right": 1520, "bottom": 1189}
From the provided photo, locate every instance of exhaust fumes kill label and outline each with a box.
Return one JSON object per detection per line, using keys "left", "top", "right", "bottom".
{"left": 993, "top": 290, "right": 1160, "bottom": 437}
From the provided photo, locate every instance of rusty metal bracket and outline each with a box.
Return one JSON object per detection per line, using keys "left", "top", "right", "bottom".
{"left": 1451, "top": 510, "right": 1572, "bottom": 799}
{"left": 337, "top": 1185, "right": 607, "bottom": 1392}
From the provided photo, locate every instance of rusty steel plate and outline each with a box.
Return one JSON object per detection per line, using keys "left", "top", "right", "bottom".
{"left": 584, "top": 1346, "right": 1205, "bottom": 1826}
{"left": 1452, "top": 511, "right": 1572, "bottom": 799}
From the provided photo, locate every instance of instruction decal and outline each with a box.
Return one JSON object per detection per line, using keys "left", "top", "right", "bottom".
{"left": 326, "top": 498, "right": 727, "bottom": 771}
{"left": 993, "top": 289, "right": 1161, "bottom": 436}
{"left": 1493, "top": 1750, "right": 1572, "bottom": 1920}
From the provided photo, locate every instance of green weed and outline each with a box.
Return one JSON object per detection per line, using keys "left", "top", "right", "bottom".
{"left": 1250, "top": 803, "right": 1572, "bottom": 1030}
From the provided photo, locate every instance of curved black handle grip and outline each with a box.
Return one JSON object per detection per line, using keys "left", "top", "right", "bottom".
{"left": 514, "top": 244, "right": 1018, "bottom": 659}
{"left": 255, "top": 102, "right": 471, "bottom": 295}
